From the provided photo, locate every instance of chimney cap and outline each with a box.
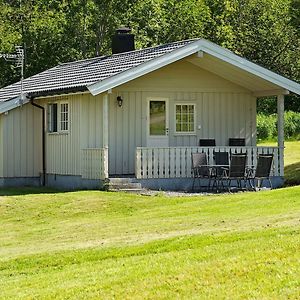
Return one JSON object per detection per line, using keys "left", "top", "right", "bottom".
{"left": 116, "top": 27, "right": 132, "bottom": 34}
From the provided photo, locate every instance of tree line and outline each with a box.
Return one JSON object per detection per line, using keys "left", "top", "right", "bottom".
{"left": 0, "top": 0, "right": 299, "bottom": 112}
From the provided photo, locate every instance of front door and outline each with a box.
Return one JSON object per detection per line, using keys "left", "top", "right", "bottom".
{"left": 147, "top": 99, "right": 169, "bottom": 147}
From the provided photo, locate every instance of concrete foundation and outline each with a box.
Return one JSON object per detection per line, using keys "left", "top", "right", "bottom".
{"left": 0, "top": 175, "right": 284, "bottom": 192}
{"left": 0, "top": 177, "right": 41, "bottom": 187}
{"left": 46, "top": 174, "right": 105, "bottom": 190}
{"left": 139, "top": 176, "right": 284, "bottom": 191}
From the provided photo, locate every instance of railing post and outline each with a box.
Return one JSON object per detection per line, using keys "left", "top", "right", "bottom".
{"left": 103, "top": 147, "right": 109, "bottom": 179}
{"left": 103, "top": 92, "right": 109, "bottom": 179}
{"left": 136, "top": 148, "right": 142, "bottom": 179}
{"left": 277, "top": 94, "right": 284, "bottom": 176}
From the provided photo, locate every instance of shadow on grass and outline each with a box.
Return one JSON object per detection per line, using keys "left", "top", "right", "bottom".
{"left": 0, "top": 187, "right": 67, "bottom": 197}
{"left": 284, "top": 162, "right": 300, "bottom": 186}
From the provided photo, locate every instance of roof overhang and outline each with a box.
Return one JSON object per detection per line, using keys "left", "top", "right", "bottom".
{"left": 87, "top": 39, "right": 300, "bottom": 97}
{"left": 0, "top": 96, "right": 30, "bottom": 114}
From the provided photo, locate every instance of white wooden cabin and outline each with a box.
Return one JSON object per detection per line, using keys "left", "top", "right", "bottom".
{"left": 0, "top": 36, "right": 299, "bottom": 190}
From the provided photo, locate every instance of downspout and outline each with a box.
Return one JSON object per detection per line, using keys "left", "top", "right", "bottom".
{"left": 30, "top": 97, "right": 46, "bottom": 186}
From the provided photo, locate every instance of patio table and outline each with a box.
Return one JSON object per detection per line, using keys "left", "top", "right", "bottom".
{"left": 209, "top": 164, "right": 255, "bottom": 192}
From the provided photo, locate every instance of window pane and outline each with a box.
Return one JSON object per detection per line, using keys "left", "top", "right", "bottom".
{"left": 182, "top": 123, "right": 188, "bottom": 131}
{"left": 53, "top": 104, "right": 58, "bottom": 132}
{"left": 175, "top": 104, "right": 195, "bottom": 133}
{"left": 48, "top": 103, "right": 58, "bottom": 133}
{"left": 182, "top": 113, "right": 188, "bottom": 122}
{"left": 190, "top": 114, "right": 194, "bottom": 122}
{"left": 150, "top": 101, "right": 166, "bottom": 135}
{"left": 60, "top": 103, "right": 68, "bottom": 131}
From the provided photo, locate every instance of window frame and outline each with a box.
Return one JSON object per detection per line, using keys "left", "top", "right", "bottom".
{"left": 174, "top": 103, "right": 196, "bottom": 135}
{"left": 47, "top": 101, "right": 69, "bottom": 134}
{"left": 59, "top": 102, "right": 69, "bottom": 132}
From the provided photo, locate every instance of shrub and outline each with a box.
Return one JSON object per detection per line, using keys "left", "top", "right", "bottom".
{"left": 284, "top": 111, "right": 300, "bottom": 139}
{"left": 257, "top": 113, "right": 276, "bottom": 140}
{"left": 257, "top": 111, "right": 300, "bottom": 141}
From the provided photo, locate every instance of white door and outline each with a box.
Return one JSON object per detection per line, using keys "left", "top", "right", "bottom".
{"left": 147, "top": 99, "right": 169, "bottom": 147}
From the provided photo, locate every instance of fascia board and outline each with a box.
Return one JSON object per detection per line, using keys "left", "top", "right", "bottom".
{"left": 0, "top": 97, "right": 29, "bottom": 114}
{"left": 87, "top": 41, "right": 202, "bottom": 96}
{"left": 198, "top": 39, "right": 300, "bottom": 95}
{"left": 88, "top": 38, "right": 300, "bottom": 96}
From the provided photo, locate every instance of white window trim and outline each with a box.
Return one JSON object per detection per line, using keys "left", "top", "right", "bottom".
{"left": 47, "top": 101, "right": 70, "bottom": 134}
{"left": 59, "top": 102, "right": 69, "bottom": 133}
{"left": 174, "top": 103, "right": 196, "bottom": 135}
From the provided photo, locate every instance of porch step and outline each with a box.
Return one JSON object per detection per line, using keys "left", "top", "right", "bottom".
{"left": 107, "top": 177, "right": 143, "bottom": 192}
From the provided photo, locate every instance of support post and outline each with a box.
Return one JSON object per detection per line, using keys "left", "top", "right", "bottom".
{"left": 103, "top": 93, "right": 109, "bottom": 179}
{"left": 277, "top": 94, "right": 284, "bottom": 176}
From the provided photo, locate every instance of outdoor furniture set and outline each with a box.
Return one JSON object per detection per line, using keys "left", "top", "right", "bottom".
{"left": 192, "top": 138, "right": 274, "bottom": 192}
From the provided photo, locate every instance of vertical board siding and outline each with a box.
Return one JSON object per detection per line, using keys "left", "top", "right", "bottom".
{"left": 1, "top": 91, "right": 256, "bottom": 178}
{"left": 109, "top": 91, "right": 144, "bottom": 175}
{"left": 136, "top": 146, "right": 281, "bottom": 179}
{"left": 45, "top": 93, "right": 103, "bottom": 176}
{"left": 110, "top": 89, "right": 255, "bottom": 175}
{"left": 81, "top": 148, "right": 107, "bottom": 179}
{"left": 170, "top": 92, "right": 255, "bottom": 147}
{"left": 2, "top": 105, "right": 42, "bottom": 177}
{"left": 46, "top": 95, "right": 81, "bottom": 175}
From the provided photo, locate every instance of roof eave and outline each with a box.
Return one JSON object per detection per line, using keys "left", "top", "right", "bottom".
{"left": 198, "top": 39, "right": 300, "bottom": 95}
{"left": 88, "top": 39, "right": 300, "bottom": 96}
{"left": 0, "top": 96, "right": 29, "bottom": 114}
{"left": 87, "top": 40, "right": 202, "bottom": 95}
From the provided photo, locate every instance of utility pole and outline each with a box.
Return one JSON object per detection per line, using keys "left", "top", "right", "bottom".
{"left": 0, "top": 46, "right": 25, "bottom": 104}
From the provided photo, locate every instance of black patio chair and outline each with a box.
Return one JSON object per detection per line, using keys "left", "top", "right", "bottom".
{"left": 229, "top": 138, "right": 246, "bottom": 146}
{"left": 214, "top": 151, "right": 229, "bottom": 175}
{"left": 199, "top": 139, "right": 216, "bottom": 146}
{"left": 211, "top": 151, "right": 230, "bottom": 191}
{"left": 191, "top": 152, "right": 213, "bottom": 191}
{"left": 247, "top": 154, "right": 273, "bottom": 190}
{"left": 220, "top": 153, "right": 247, "bottom": 191}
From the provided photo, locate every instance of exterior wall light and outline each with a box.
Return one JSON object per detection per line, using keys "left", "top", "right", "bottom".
{"left": 117, "top": 96, "right": 123, "bottom": 107}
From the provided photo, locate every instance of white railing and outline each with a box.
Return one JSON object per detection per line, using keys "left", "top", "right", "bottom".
{"left": 136, "top": 146, "right": 282, "bottom": 179}
{"left": 81, "top": 148, "right": 108, "bottom": 180}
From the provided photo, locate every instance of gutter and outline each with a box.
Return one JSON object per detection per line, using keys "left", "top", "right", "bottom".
{"left": 30, "top": 97, "right": 46, "bottom": 186}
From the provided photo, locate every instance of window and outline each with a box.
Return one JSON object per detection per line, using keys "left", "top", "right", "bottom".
{"left": 175, "top": 104, "right": 195, "bottom": 133}
{"left": 149, "top": 100, "right": 166, "bottom": 136}
{"left": 48, "top": 102, "right": 69, "bottom": 133}
{"left": 60, "top": 103, "right": 69, "bottom": 131}
{"left": 48, "top": 103, "right": 58, "bottom": 133}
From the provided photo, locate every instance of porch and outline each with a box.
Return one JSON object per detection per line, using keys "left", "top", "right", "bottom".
{"left": 80, "top": 89, "right": 286, "bottom": 190}
{"left": 80, "top": 145, "right": 284, "bottom": 191}
{"left": 135, "top": 146, "right": 283, "bottom": 179}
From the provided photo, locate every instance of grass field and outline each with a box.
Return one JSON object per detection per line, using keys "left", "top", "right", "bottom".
{"left": 0, "top": 140, "right": 299, "bottom": 299}
{"left": 0, "top": 186, "right": 300, "bottom": 299}
{"left": 258, "top": 140, "right": 300, "bottom": 185}
{"left": 284, "top": 141, "right": 300, "bottom": 185}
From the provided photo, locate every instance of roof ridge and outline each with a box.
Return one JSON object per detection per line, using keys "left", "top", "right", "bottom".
{"left": 59, "top": 38, "right": 201, "bottom": 66}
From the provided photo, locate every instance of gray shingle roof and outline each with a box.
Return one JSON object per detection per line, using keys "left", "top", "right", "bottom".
{"left": 0, "top": 39, "right": 198, "bottom": 102}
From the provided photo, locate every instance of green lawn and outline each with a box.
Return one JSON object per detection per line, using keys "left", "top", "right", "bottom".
{"left": 284, "top": 141, "right": 300, "bottom": 185}
{"left": 258, "top": 140, "right": 300, "bottom": 185}
{"left": 0, "top": 141, "right": 299, "bottom": 299}
{"left": 0, "top": 186, "right": 300, "bottom": 299}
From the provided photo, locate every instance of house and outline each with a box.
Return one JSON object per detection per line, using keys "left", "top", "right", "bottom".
{"left": 0, "top": 29, "right": 300, "bottom": 190}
